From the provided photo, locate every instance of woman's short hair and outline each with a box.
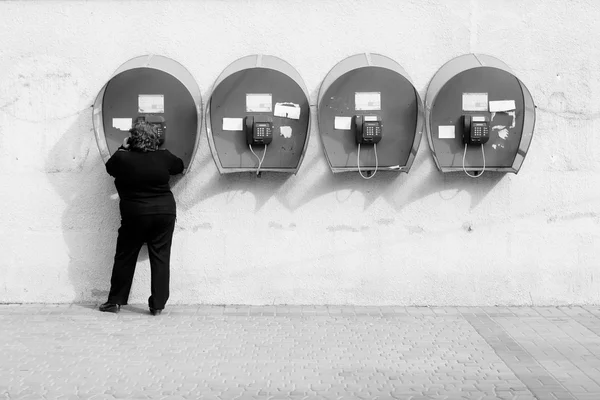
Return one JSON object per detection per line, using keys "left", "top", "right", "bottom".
{"left": 128, "top": 121, "right": 159, "bottom": 152}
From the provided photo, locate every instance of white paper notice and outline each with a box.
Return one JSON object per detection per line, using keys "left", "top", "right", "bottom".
{"left": 355, "top": 92, "right": 381, "bottom": 111}
{"left": 489, "top": 100, "right": 516, "bottom": 112}
{"left": 274, "top": 102, "right": 301, "bottom": 120}
{"left": 246, "top": 94, "right": 272, "bottom": 112}
{"left": 112, "top": 118, "right": 132, "bottom": 131}
{"left": 439, "top": 125, "right": 455, "bottom": 139}
{"left": 222, "top": 118, "right": 243, "bottom": 131}
{"left": 334, "top": 116, "right": 352, "bottom": 130}
{"left": 462, "top": 93, "right": 488, "bottom": 112}
{"left": 138, "top": 95, "right": 164, "bottom": 113}
{"left": 280, "top": 126, "right": 292, "bottom": 138}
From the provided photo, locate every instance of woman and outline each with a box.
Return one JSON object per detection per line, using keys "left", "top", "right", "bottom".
{"left": 99, "top": 120, "right": 184, "bottom": 315}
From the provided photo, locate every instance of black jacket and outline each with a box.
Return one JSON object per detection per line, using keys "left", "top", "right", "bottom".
{"left": 106, "top": 149, "right": 184, "bottom": 217}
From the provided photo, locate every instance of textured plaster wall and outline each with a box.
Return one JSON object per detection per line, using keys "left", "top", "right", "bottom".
{"left": 0, "top": 0, "right": 599, "bottom": 305}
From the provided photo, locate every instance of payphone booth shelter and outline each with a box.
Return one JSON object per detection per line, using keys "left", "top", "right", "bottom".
{"left": 93, "top": 55, "right": 202, "bottom": 172}
{"left": 425, "top": 54, "right": 535, "bottom": 175}
{"left": 317, "top": 53, "right": 423, "bottom": 177}
{"left": 206, "top": 55, "right": 311, "bottom": 174}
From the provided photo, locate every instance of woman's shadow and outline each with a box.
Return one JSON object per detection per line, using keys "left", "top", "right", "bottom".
{"left": 45, "top": 109, "right": 153, "bottom": 309}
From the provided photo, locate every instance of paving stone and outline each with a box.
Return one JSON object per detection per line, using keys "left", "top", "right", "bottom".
{"left": 3, "top": 305, "right": 600, "bottom": 398}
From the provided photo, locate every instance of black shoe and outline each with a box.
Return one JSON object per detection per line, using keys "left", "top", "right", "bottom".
{"left": 149, "top": 307, "right": 162, "bottom": 316}
{"left": 99, "top": 302, "right": 120, "bottom": 313}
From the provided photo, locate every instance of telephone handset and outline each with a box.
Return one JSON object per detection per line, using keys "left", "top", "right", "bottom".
{"left": 354, "top": 115, "right": 383, "bottom": 145}
{"left": 136, "top": 116, "right": 166, "bottom": 145}
{"left": 245, "top": 116, "right": 273, "bottom": 146}
{"left": 462, "top": 115, "right": 489, "bottom": 145}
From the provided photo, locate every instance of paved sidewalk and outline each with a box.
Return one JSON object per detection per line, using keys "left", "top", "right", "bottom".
{"left": 2, "top": 305, "right": 600, "bottom": 399}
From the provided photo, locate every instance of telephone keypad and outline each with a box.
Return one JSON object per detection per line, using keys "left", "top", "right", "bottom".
{"left": 365, "top": 126, "right": 380, "bottom": 137}
{"left": 463, "top": 115, "right": 490, "bottom": 145}
{"left": 472, "top": 124, "right": 488, "bottom": 139}
{"left": 148, "top": 122, "right": 166, "bottom": 144}
{"left": 255, "top": 125, "right": 271, "bottom": 138}
{"left": 252, "top": 122, "right": 273, "bottom": 145}
{"left": 364, "top": 123, "right": 381, "bottom": 137}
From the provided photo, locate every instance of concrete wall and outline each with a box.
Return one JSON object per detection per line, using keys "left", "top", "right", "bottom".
{"left": 0, "top": 0, "right": 599, "bottom": 306}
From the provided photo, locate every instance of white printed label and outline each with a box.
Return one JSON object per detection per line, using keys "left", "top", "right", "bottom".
{"left": 355, "top": 92, "right": 381, "bottom": 111}
{"left": 112, "top": 118, "right": 132, "bottom": 131}
{"left": 462, "top": 93, "right": 488, "bottom": 112}
{"left": 246, "top": 94, "right": 272, "bottom": 112}
{"left": 489, "top": 100, "right": 516, "bottom": 112}
{"left": 438, "top": 125, "right": 455, "bottom": 139}
{"left": 334, "top": 116, "right": 352, "bottom": 130}
{"left": 222, "top": 118, "right": 243, "bottom": 131}
{"left": 138, "top": 95, "right": 164, "bottom": 113}
{"left": 274, "top": 102, "right": 301, "bottom": 120}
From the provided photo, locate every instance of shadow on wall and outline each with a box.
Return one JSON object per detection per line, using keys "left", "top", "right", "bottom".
{"left": 43, "top": 108, "right": 504, "bottom": 304}
{"left": 398, "top": 144, "right": 506, "bottom": 212}
{"left": 289, "top": 142, "right": 504, "bottom": 212}
{"left": 45, "top": 109, "right": 151, "bottom": 304}
{"left": 157, "top": 130, "right": 294, "bottom": 213}
{"left": 178, "top": 165, "right": 292, "bottom": 212}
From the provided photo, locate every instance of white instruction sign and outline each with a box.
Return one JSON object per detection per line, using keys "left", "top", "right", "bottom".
{"left": 489, "top": 100, "right": 516, "bottom": 112}
{"left": 438, "top": 125, "right": 455, "bottom": 139}
{"left": 274, "top": 102, "right": 301, "bottom": 120}
{"left": 355, "top": 92, "right": 381, "bottom": 111}
{"left": 222, "top": 117, "right": 243, "bottom": 131}
{"left": 246, "top": 94, "right": 272, "bottom": 112}
{"left": 138, "top": 95, "right": 164, "bottom": 113}
{"left": 112, "top": 118, "right": 132, "bottom": 131}
{"left": 462, "top": 93, "right": 488, "bottom": 112}
{"left": 334, "top": 116, "right": 352, "bottom": 130}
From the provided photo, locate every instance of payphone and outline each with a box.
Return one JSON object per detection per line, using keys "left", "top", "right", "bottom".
{"left": 460, "top": 114, "right": 490, "bottom": 177}
{"left": 355, "top": 115, "right": 383, "bottom": 145}
{"left": 207, "top": 55, "right": 311, "bottom": 175}
{"left": 245, "top": 116, "right": 273, "bottom": 146}
{"left": 462, "top": 115, "right": 489, "bottom": 145}
{"left": 317, "top": 53, "right": 423, "bottom": 178}
{"left": 92, "top": 55, "right": 202, "bottom": 173}
{"left": 354, "top": 115, "right": 383, "bottom": 179}
{"left": 425, "top": 54, "right": 535, "bottom": 176}
{"left": 244, "top": 116, "right": 274, "bottom": 175}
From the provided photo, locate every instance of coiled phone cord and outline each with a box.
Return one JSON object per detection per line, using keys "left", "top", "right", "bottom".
{"left": 357, "top": 143, "right": 379, "bottom": 180}
{"left": 462, "top": 143, "right": 486, "bottom": 178}
{"left": 249, "top": 144, "right": 267, "bottom": 176}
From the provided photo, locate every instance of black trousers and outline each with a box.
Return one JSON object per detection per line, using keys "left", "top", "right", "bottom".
{"left": 107, "top": 214, "right": 176, "bottom": 310}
